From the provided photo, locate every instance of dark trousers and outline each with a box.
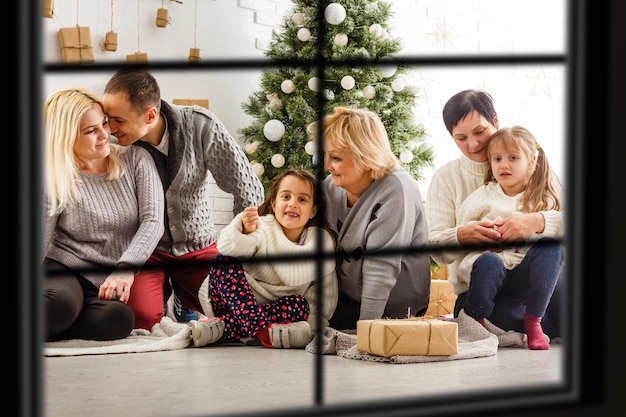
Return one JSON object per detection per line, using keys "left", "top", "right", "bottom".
{"left": 43, "top": 258, "right": 135, "bottom": 341}
{"left": 454, "top": 238, "right": 564, "bottom": 339}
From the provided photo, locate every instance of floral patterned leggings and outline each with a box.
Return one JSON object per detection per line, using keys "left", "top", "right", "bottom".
{"left": 207, "top": 255, "right": 309, "bottom": 341}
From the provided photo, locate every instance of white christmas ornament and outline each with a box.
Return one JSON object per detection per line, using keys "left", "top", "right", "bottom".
{"left": 377, "top": 57, "right": 397, "bottom": 78}
{"left": 362, "top": 85, "right": 376, "bottom": 99}
{"left": 244, "top": 141, "right": 259, "bottom": 154}
{"left": 263, "top": 119, "right": 285, "bottom": 142}
{"left": 341, "top": 75, "right": 355, "bottom": 90}
{"left": 391, "top": 78, "right": 406, "bottom": 92}
{"left": 252, "top": 162, "right": 265, "bottom": 177}
{"left": 308, "top": 77, "right": 320, "bottom": 91}
{"left": 324, "top": 3, "right": 346, "bottom": 25}
{"left": 369, "top": 24, "right": 383, "bottom": 38}
{"left": 400, "top": 149, "right": 414, "bottom": 163}
{"left": 292, "top": 12, "right": 305, "bottom": 25}
{"left": 297, "top": 28, "right": 311, "bottom": 42}
{"left": 271, "top": 154, "right": 286, "bottom": 168}
{"left": 281, "top": 79, "right": 295, "bottom": 94}
{"left": 334, "top": 33, "right": 348, "bottom": 46}
{"left": 324, "top": 89, "right": 335, "bottom": 100}
{"left": 304, "top": 140, "right": 317, "bottom": 155}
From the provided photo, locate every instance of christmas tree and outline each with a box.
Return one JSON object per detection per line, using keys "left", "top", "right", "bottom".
{"left": 239, "top": 0, "right": 434, "bottom": 190}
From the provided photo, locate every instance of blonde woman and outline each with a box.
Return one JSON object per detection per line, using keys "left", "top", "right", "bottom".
{"left": 42, "top": 88, "right": 164, "bottom": 341}
{"left": 321, "top": 107, "right": 431, "bottom": 330}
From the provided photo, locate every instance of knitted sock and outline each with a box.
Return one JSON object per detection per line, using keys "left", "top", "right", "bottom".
{"left": 524, "top": 312, "right": 549, "bottom": 350}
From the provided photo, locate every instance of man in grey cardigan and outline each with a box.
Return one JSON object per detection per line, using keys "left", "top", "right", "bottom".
{"left": 103, "top": 68, "right": 264, "bottom": 331}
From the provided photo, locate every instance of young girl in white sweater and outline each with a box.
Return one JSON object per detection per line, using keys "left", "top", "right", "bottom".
{"left": 191, "top": 169, "right": 338, "bottom": 349}
{"left": 454, "top": 126, "right": 563, "bottom": 349}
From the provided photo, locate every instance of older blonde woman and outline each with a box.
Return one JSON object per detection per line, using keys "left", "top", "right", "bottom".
{"left": 42, "top": 87, "right": 164, "bottom": 341}
{"left": 321, "top": 106, "right": 431, "bottom": 330}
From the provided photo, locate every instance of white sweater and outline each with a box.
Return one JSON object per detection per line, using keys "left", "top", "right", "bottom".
{"left": 199, "top": 213, "right": 338, "bottom": 330}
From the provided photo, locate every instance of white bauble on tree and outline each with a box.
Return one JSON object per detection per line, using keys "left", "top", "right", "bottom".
{"left": 252, "top": 162, "right": 265, "bottom": 177}
{"left": 271, "top": 154, "right": 286, "bottom": 168}
{"left": 362, "top": 85, "right": 376, "bottom": 99}
{"left": 292, "top": 12, "right": 305, "bottom": 25}
{"left": 341, "top": 75, "right": 355, "bottom": 90}
{"left": 324, "top": 3, "right": 346, "bottom": 25}
{"left": 245, "top": 141, "right": 259, "bottom": 154}
{"left": 369, "top": 23, "right": 383, "bottom": 38}
{"left": 281, "top": 79, "right": 295, "bottom": 94}
{"left": 399, "top": 149, "right": 414, "bottom": 163}
{"left": 308, "top": 77, "right": 320, "bottom": 91}
{"left": 391, "top": 78, "right": 406, "bottom": 92}
{"left": 266, "top": 93, "right": 283, "bottom": 109}
{"left": 377, "top": 56, "right": 397, "bottom": 78}
{"left": 334, "top": 33, "right": 348, "bottom": 46}
{"left": 263, "top": 119, "right": 285, "bottom": 142}
{"left": 304, "top": 140, "right": 317, "bottom": 155}
{"left": 297, "top": 27, "right": 311, "bottom": 42}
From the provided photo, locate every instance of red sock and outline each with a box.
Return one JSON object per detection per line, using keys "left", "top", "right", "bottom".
{"left": 255, "top": 326, "right": 273, "bottom": 348}
{"left": 524, "top": 312, "right": 549, "bottom": 350}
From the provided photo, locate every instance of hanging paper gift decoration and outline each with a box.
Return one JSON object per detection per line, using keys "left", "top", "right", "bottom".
{"left": 156, "top": 8, "right": 170, "bottom": 27}
{"left": 41, "top": 0, "right": 54, "bottom": 18}
{"left": 58, "top": 26, "right": 95, "bottom": 64}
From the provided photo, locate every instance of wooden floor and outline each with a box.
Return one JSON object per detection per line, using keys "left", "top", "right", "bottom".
{"left": 43, "top": 342, "right": 565, "bottom": 417}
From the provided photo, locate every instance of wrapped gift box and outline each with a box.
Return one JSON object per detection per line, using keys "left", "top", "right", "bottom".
{"left": 188, "top": 48, "right": 201, "bottom": 63}
{"left": 104, "top": 31, "right": 118, "bottom": 52}
{"left": 127, "top": 52, "right": 149, "bottom": 64}
{"left": 172, "top": 99, "right": 209, "bottom": 109}
{"left": 42, "top": 0, "right": 54, "bottom": 18}
{"left": 58, "top": 26, "right": 95, "bottom": 64}
{"left": 425, "top": 279, "right": 457, "bottom": 318}
{"left": 357, "top": 318, "right": 458, "bottom": 357}
{"left": 156, "top": 8, "right": 170, "bottom": 27}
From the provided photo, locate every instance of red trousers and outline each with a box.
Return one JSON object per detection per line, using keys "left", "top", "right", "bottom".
{"left": 127, "top": 244, "right": 219, "bottom": 330}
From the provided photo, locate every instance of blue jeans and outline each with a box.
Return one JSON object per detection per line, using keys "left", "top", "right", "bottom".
{"left": 454, "top": 238, "right": 564, "bottom": 339}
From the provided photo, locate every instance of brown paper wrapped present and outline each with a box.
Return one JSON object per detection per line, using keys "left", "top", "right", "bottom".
{"left": 356, "top": 317, "right": 458, "bottom": 357}
{"left": 126, "top": 52, "right": 149, "bottom": 64}
{"left": 188, "top": 48, "right": 201, "bottom": 63}
{"left": 58, "top": 26, "right": 95, "bottom": 64}
{"left": 156, "top": 8, "right": 170, "bottom": 28}
{"left": 425, "top": 279, "right": 457, "bottom": 318}
{"left": 104, "top": 32, "right": 118, "bottom": 52}
{"left": 41, "top": 0, "right": 54, "bottom": 18}
{"left": 172, "top": 99, "right": 209, "bottom": 109}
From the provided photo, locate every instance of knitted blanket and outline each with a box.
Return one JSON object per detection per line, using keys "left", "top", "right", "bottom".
{"left": 43, "top": 317, "right": 192, "bottom": 357}
{"left": 305, "top": 310, "right": 543, "bottom": 363}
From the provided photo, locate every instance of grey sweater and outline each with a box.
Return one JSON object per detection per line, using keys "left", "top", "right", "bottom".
{"left": 323, "top": 167, "right": 431, "bottom": 320}
{"left": 42, "top": 146, "right": 165, "bottom": 289}
{"left": 134, "top": 101, "right": 265, "bottom": 256}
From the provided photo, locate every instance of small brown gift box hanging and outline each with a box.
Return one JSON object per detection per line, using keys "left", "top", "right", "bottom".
{"left": 156, "top": 8, "right": 170, "bottom": 28}
{"left": 189, "top": 48, "right": 201, "bottom": 63}
{"left": 41, "top": 0, "right": 54, "bottom": 18}
{"left": 126, "top": 52, "right": 149, "bottom": 64}
{"left": 425, "top": 279, "right": 457, "bottom": 318}
{"left": 103, "top": 31, "right": 118, "bottom": 52}
{"left": 58, "top": 26, "right": 95, "bottom": 64}
{"left": 172, "top": 99, "right": 209, "bottom": 109}
{"left": 356, "top": 317, "right": 458, "bottom": 357}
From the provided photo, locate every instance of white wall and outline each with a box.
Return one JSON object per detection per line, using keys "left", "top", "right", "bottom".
{"left": 41, "top": 0, "right": 569, "bottom": 224}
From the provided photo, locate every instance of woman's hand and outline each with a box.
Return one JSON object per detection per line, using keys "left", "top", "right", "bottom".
{"left": 241, "top": 206, "right": 259, "bottom": 234}
{"left": 99, "top": 266, "right": 135, "bottom": 303}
